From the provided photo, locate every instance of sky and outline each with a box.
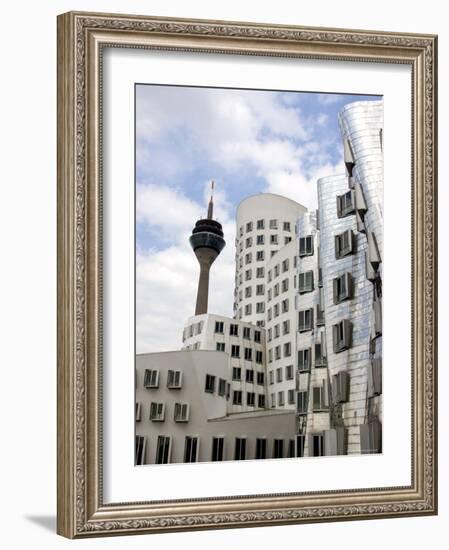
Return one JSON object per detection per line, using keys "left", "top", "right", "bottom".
{"left": 135, "top": 84, "right": 381, "bottom": 353}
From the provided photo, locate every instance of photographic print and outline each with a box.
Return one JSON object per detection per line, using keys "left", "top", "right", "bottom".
{"left": 135, "top": 84, "right": 383, "bottom": 465}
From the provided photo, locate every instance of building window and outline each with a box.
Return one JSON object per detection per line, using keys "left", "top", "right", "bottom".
{"left": 205, "top": 374, "right": 216, "bottom": 393}
{"left": 230, "top": 323, "right": 239, "bottom": 336}
{"left": 245, "top": 269, "right": 252, "bottom": 281}
{"left": 272, "top": 439, "right": 284, "bottom": 459}
{"left": 270, "top": 234, "right": 278, "bottom": 245}
{"left": 332, "top": 319, "right": 353, "bottom": 353}
{"left": 218, "top": 378, "right": 227, "bottom": 396}
{"left": 216, "top": 342, "right": 225, "bottom": 352}
{"left": 298, "top": 270, "right": 314, "bottom": 294}
{"left": 256, "top": 284, "right": 264, "bottom": 295}
{"left": 296, "top": 435, "right": 305, "bottom": 457}
{"left": 299, "top": 235, "right": 314, "bottom": 257}
{"left": 256, "top": 250, "right": 265, "bottom": 261}
{"left": 149, "top": 402, "right": 165, "bottom": 422}
{"left": 247, "top": 392, "right": 255, "bottom": 406}
{"left": 337, "top": 189, "right": 355, "bottom": 218}
{"left": 269, "top": 219, "right": 278, "bottom": 229}
{"left": 255, "top": 438, "right": 267, "bottom": 459}
{"left": 297, "top": 391, "right": 308, "bottom": 414}
{"left": 256, "top": 234, "right": 265, "bottom": 245}
{"left": 312, "top": 384, "right": 328, "bottom": 411}
{"left": 245, "top": 236, "right": 252, "bottom": 248}
{"left": 211, "top": 437, "right": 224, "bottom": 461}
{"left": 315, "top": 342, "right": 327, "bottom": 367}
{"left": 285, "top": 236, "right": 292, "bottom": 245}
{"left": 174, "top": 402, "right": 190, "bottom": 422}
{"left": 135, "top": 436, "right": 146, "bottom": 465}
{"left": 245, "top": 286, "right": 252, "bottom": 298}
{"left": 239, "top": 226, "right": 244, "bottom": 237}
{"left": 245, "top": 368, "right": 254, "bottom": 383}
{"left": 270, "top": 393, "right": 276, "bottom": 408}
{"left": 298, "top": 348, "right": 311, "bottom": 372}
{"left": 298, "top": 308, "right": 314, "bottom": 332}
{"left": 368, "top": 358, "right": 382, "bottom": 397}
{"left": 283, "top": 342, "right": 292, "bottom": 357}
{"left": 183, "top": 436, "right": 198, "bottom": 463}
{"left": 135, "top": 402, "right": 142, "bottom": 422}
{"left": 232, "top": 367, "right": 242, "bottom": 381}
{"left": 155, "top": 436, "right": 171, "bottom": 464}
{"left": 234, "top": 438, "right": 247, "bottom": 460}
{"left": 256, "top": 219, "right": 265, "bottom": 229}
{"left": 274, "top": 264, "right": 280, "bottom": 277}
{"left": 231, "top": 345, "right": 240, "bottom": 358}
{"left": 281, "top": 299, "right": 289, "bottom": 313}
{"left": 335, "top": 229, "right": 355, "bottom": 259}
{"left": 244, "top": 304, "right": 252, "bottom": 315}
{"left": 246, "top": 221, "right": 253, "bottom": 233}
{"left": 243, "top": 326, "right": 251, "bottom": 339}
{"left": 245, "top": 253, "right": 252, "bottom": 264}
{"left": 281, "top": 278, "right": 289, "bottom": 292}
{"left": 310, "top": 433, "right": 324, "bottom": 457}
{"left": 144, "top": 369, "right": 159, "bottom": 389}
{"left": 282, "top": 320, "right": 290, "bottom": 334}
{"left": 278, "top": 391, "right": 285, "bottom": 406}
{"left": 256, "top": 302, "right": 265, "bottom": 313}
{"left": 268, "top": 269, "right": 272, "bottom": 283}
{"left": 275, "top": 345, "right": 281, "bottom": 360}
{"left": 256, "top": 267, "right": 264, "bottom": 278}
{"left": 258, "top": 394, "right": 266, "bottom": 408}
{"left": 286, "top": 364, "right": 294, "bottom": 380}
{"left": 360, "top": 420, "right": 382, "bottom": 454}
{"left": 273, "top": 283, "right": 279, "bottom": 297}
{"left": 283, "top": 221, "right": 291, "bottom": 232}
{"left": 167, "top": 369, "right": 182, "bottom": 389}
{"left": 268, "top": 348, "right": 273, "bottom": 363}
{"left": 257, "top": 371, "right": 265, "bottom": 385}
{"left": 254, "top": 330, "right": 261, "bottom": 343}
{"left": 282, "top": 258, "right": 289, "bottom": 272}
{"left": 333, "top": 272, "right": 353, "bottom": 304}
{"left": 276, "top": 367, "right": 283, "bottom": 382}
{"left": 214, "top": 321, "right": 224, "bottom": 334}
{"left": 316, "top": 302, "right": 325, "bottom": 326}
{"left": 332, "top": 371, "right": 350, "bottom": 404}
{"left": 269, "top": 370, "right": 274, "bottom": 384}
{"left": 274, "top": 324, "right": 280, "bottom": 339}
{"left": 274, "top": 304, "right": 280, "bottom": 317}
{"left": 233, "top": 390, "right": 242, "bottom": 405}
{"left": 288, "top": 389, "right": 295, "bottom": 404}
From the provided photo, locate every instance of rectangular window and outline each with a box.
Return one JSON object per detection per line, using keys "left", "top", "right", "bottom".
{"left": 274, "top": 304, "right": 279, "bottom": 317}
{"left": 278, "top": 391, "right": 285, "bottom": 406}
{"left": 184, "top": 436, "right": 198, "bottom": 463}
{"left": 282, "top": 258, "right": 289, "bottom": 272}
{"left": 276, "top": 367, "right": 283, "bottom": 383}
{"left": 269, "top": 370, "right": 274, "bottom": 384}
{"left": 135, "top": 402, "right": 142, "bottom": 422}
{"left": 285, "top": 236, "right": 292, "bottom": 244}
{"left": 298, "top": 270, "right": 314, "bottom": 294}
{"left": 230, "top": 323, "right": 238, "bottom": 336}
{"left": 335, "top": 229, "right": 354, "bottom": 259}
{"left": 298, "top": 348, "right": 311, "bottom": 372}
{"left": 144, "top": 368, "right": 159, "bottom": 389}
{"left": 245, "top": 237, "right": 252, "bottom": 248}
{"left": 245, "top": 253, "right": 252, "bottom": 264}
{"left": 245, "top": 269, "right": 252, "bottom": 281}
{"left": 299, "top": 235, "right": 314, "bottom": 257}
{"left": 283, "top": 221, "right": 291, "bottom": 232}
{"left": 286, "top": 365, "right": 294, "bottom": 380}
{"left": 270, "top": 393, "right": 276, "bottom": 408}
{"left": 313, "top": 384, "right": 328, "bottom": 411}
{"left": 336, "top": 189, "right": 355, "bottom": 218}
{"left": 245, "top": 368, "right": 254, "bottom": 383}
{"left": 256, "top": 267, "right": 264, "bottom": 278}
{"left": 332, "top": 371, "right": 350, "bottom": 404}
{"left": 244, "top": 348, "right": 252, "bottom": 361}
{"left": 296, "top": 435, "right": 305, "bottom": 457}
{"left": 167, "top": 369, "right": 182, "bottom": 388}
{"left": 247, "top": 392, "right": 255, "bottom": 406}
{"left": 233, "top": 390, "right": 242, "bottom": 405}
{"left": 275, "top": 345, "right": 281, "bottom": 360}
{"left": 155, "top": 436, "right": 171, "bottom": 464}
{"left": 268, "top": 348, "right": 273, "bottom": 362}
{"left": 216, "top": 342, "right": 225, "bottom": 352}
{"left": 239, "top": 226, "right": 244, "bottom": 237}
{"left": 135, "top": 435, "right": 146, "bottom": 465}
{"left": 297, "top": 391, "right": 308, "bottom": 414}
{"left": 255, "top": 438, "right": 267, "bottom": 459}
{"left": 256, "top": 219, "right": 265, "bottom": 229}
{"left": 267, "top": 269, "right": 272, "bottom": 282}
{"left": 246, "top": 221, "right": 253, "bottom": 232}
{"left": 258, "top": 394, "right": 265, "bottom": 408}
{"left": 333, "top": 272, "right": 353, "bottom": 304}
{"left": 269, "top": 219, "right": 278, "bottom": 229}
{"left": 281, "top": 299, "right": 289, "bottom": 313}
{"left": 234, "top": 438, "right": 247, "bottom": 460}
{"left": 274, "top": 283, "right": 279, "bottom": 297}
{"left": 231, "top": 345, "right": 240, "bottom": 358}
{"left": 243, "top": 327, "right": 251, "bottom": 339}
{"left": 274, "top": 324, "right": 280, "bottom": 338}
{"left": 310, "top": 434, "right": 324, "bottom": 457}
{"left": 256, "top": 250, "right": 265, "bottom": 261}
{"left": 288, "top": 389, "right": 295, "bottom": 404}
{"left": 245, "top": 286, "right": 252, "bottom": 298}
{"left": 174, "top": 402, "right": 190, "bottom": 422}
{"left": 257, "top": 371, "right": 265, "bottom": 385}
{"left": 244, "top": 304, "right": 252, "bottom": 315}
{"left": 256, "top": 302, "right": 265, "bottom": 313}
{"left": 298, "top": 308, "right": 314, "bottom": 332}
{"left": 256, "top": 234, "right": 264, "bottom": 245}
{"left": 273, "top": 439, "right": 284, "bottom": 458}
{"left": 332, "top": 319, "right": 353, "bottom": 353}
{"left": 205, "top": 374, "right": 216, "bottom": 393}
{"left": 368, "top": 358, "right": 382, "bottom": 397}
{"left": 360, "top": 420, "right": 382, "bottom": 454}
{"left": 282, "top": 320, "right": 290, "bottom": 334}
{"left": 288, "top": 439, "right": 295, "bottom": 458}
{"left": 214, "top": 321, "right": 224, "bottom": 333}
{"left": 283, "top": 342, "right": 291, "bottom": 357}
{"left": 254, "top": 330, "right": 261, "bottom": 343}
{"left": 256, "top": 284, "right": 264, "bottom": 295}
{"left": 149, "top": 402, "right": 165, "bottom": 422}
{"left": 274, "top": 264, "right": 280, "bottom": 277}
{"left": 281, "top": 278, "right": 289, "bottom": 292}
{"left": 270, "top": 234, "right": 278, "bottom": 245}
{"left": 316, "top": 302, "right": 325, "bottom": 326}
{"left": 232, "top": 367, "right": 242, "bottom": 381}
{"left": 211, "top": 437, "right": 224, "bottom": 461}
{"left": 315, "top": 342, "right": 327, "bottom": 367}
{"left": 218, "top": 378, "right": 227, "bottom": 396}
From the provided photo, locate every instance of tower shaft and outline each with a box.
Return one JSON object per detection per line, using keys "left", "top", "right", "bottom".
{"left": 194, "top": 249, "right": 218, "bottom": 315}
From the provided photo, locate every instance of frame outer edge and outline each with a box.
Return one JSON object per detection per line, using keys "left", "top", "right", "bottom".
{"left": 57, "top": 12, "right": 77, "bottom": 539}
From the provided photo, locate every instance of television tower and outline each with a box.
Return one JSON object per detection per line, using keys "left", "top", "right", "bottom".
{"left": 189, "top": 181, "right": 226, "bottom": 315}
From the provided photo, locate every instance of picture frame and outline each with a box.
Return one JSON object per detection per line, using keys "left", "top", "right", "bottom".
{"left": 57, "top": 11, "right": 438, "bottom": 538}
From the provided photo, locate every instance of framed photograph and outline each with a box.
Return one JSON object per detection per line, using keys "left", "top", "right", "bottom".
{"left": 57, "top": 11, "right": 438, "bottom": 538}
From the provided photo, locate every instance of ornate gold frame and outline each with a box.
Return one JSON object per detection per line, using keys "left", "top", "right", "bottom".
{"left": 57, "top": 11, "right": 438, "bottom": 538}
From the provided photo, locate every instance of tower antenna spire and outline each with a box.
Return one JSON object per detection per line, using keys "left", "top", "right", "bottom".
{"left": 207, "top": 180, "right": 215, "bottom": 220}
